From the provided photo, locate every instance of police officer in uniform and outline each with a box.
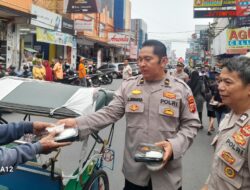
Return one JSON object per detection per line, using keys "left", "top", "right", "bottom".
{"left": 59, "top": 40, "right": 201, "bottom": 190}
{"left": 201, "top": 57, "right": 250, "bottom": 190}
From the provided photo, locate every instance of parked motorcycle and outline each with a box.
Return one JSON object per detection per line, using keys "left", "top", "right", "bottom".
{"left": 7, "top": 65, "right": 19, "bottom": 76}
{"left": 86, "top": 75, "right": 93, "bottom": 87}
{"left": 103, "top": 71, "right": 113, "bottom": 84}
{"left": 97, "top": 70, "right": 113, "bottom": 85}
{"left": 62, "top": 70, "right": 80, "bottom": 86}
{"left": 87, "top": 73, "right": 103, "bottom": 87}
{"left": 19, "top": 65, "right": 32, "bottom": 78}
{"left": 0, "top": 65, "right": 6, "bottom": 78}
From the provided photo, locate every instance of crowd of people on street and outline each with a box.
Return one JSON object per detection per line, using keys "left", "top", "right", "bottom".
{"left": 0, "top": 55, "right": 89, "bottom": 86}
{"left": 170, "top": 59, "right": 231, "bottom": 136}
{"left": 0, "top": 39, "right": 250, "bottom": 190}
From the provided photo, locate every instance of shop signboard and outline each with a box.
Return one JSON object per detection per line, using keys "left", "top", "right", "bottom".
{"left": 194, "top": 10, "right": 237, "bottom": 18}
{"left": 130, "top": 41, "right": 138, "bottom": 59}
{"left": 227, "top": 48, "right": 248, "bottom": 54}
{"left": 200, "top": 30, "right": 209, "bottom": 40}
{"left": 191, "top": 55, "right": 200, "bottom": 60}
{"left": 236, "top": 0, "right": 250, "bottom": 16}
{"left": 235, "top": 16, "right": 250, "bottom": 27}
{"left": 226, "top": 27, "right": 250, "bottom": 52}
{"left": 194, "top": 0, "right": 223, "bottom": 7}
{"left": 74, "top": 18, "right": 94, "bottom": 32}
{"left": 65, "top": 0, "right": 99, "bottom": 13}
{"left": 223, "top": 0, "right": 236, "bottom": 6}
{"left": 31, "top": 4, "right": 62, "bottom": 32}
{"left": 36, "top": 27, "right": 74, "bottom": 47}
{"left": 61, "top": 17, "right": 75, "bottom": 35}
{"left": 194, "top": 0, "right": 235, "bottom": 7}
{"left": 108, "top": 33, "right": 129, "bottom": 45}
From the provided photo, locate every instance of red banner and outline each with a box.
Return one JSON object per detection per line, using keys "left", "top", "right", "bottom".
{"left": 236, "top": 0, "right": 250, "bottom": 16}
{"left": 194, "top": 10, "right": 237, "bottom": 18}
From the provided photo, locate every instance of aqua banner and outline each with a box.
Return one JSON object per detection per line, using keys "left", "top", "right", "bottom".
{"left": 227, "top": 27, "right": 250, "bottom": 49}
{"left": 36, "top": 27, "right": 74, "bottom": 47}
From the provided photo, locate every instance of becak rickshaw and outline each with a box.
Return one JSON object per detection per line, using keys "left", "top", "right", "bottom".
{"left": 0, "top": 77, "right": 115, "bottom": 190}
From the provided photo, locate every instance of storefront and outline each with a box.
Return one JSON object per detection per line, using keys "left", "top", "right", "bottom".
{"left": 19, "top": 4, "right": 76, "bottom": 67}
{"left": 76, "top": 36, "right": 118, "bottom": 64}
{"left": 0, "top": 21, "right": 7, "bottom": 68}
{"left": 77, "top": 37, "right": 95, "bottom": 59}
{"left": 211, "top": 27, "right": 250, "bottom": 64}
{"left": 0, "top": 3, "right": 35, "bottom": 69}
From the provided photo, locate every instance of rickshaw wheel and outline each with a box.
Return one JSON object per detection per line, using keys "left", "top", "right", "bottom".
{"left": 82, "top": 169, "right": 109, "bottom": 190}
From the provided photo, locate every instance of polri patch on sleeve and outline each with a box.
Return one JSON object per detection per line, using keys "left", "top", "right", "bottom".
{"left": 187, "top": 96, "right": 196, "bottom": 113}
{"left": 240, "top": 125, "right": 250, "bottom": 137}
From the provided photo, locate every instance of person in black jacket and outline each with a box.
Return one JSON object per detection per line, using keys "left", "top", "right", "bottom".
{"left": 211, "top": 74, "right": 230, "bottom": 125}
{"left": 188, "top": 70, "right": 205, "bottom": 128}
{"left": 201, "top": 68, "right": 217, "bottom": 135}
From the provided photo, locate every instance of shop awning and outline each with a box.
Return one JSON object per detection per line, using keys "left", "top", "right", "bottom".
{"left": 24, "top": 48, "right": 38, "bottom": 53}
{"left": 82, "top": 36, "right": 121, "bottom": 48}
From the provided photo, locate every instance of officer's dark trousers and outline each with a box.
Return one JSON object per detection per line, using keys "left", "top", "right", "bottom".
{"left": 123, "top": 179, "right": 182, "bottom": 190}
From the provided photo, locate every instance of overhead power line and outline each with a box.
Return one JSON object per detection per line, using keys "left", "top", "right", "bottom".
{"left": 154, "top": 38, "right": 190, "bottom": 43}
{"left": 148, "top": 31, "right": 195, "bottom": 34}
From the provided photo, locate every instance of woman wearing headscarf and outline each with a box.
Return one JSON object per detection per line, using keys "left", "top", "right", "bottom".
{"left": 188, "top": 70, "right": 205, "bottom": 127}
{"left": 43, "top": 60, "right": 53, "bottom": 81}
{"left": 32, "top": 59, "right": 46, "bottom": 80}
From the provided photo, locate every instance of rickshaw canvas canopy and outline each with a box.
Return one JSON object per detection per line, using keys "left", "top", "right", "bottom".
{"left": 0, "top": 77, "right": 96, "bottom": 118}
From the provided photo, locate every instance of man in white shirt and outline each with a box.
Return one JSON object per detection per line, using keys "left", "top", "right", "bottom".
{"left": 173, "top": 62, "right": 189, "bottom": 82}
{"left": 245, "top": 49, "right": 250, "bottom": 57}
{"left": 122, "top": 59, "right": 132, "bottom": 80}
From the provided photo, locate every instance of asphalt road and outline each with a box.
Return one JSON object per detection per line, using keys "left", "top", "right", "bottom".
{"left": 2, "top": 79, "right": 218, "bottom": 190}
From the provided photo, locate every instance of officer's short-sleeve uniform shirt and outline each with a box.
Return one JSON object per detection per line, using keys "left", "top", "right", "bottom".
{"left": 76, "top": 73, "right": 201, "bottom": 190}
{"left": 208, "top": 110, "right": 250, "bottom": 190}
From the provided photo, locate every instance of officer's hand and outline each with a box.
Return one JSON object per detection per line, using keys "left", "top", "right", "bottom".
{"left": 200, "top": 184, "right": 208, "bottom": 190}
{"left": 57, "top": 118, "right": 77, "bottom": 129}
{"left": 39, "top": 131, "right": 71, "bottom": 153}
{"left": 155, "top": 140, "right": 173, "bottom": 163}
{"left": 33, "top": 121, "right": 54, "bottom": 136}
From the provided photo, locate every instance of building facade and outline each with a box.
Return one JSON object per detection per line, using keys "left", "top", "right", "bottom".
{"left": 131, "top": 19, "right": 148, "bottom": 51}
{"left": 114, "top": 0, "right": 131, "bottom": 32}
{"left": 72, "top": 0, "right": 116, "bottom": 65}
{"left": 0, "top": 0, "right": 34, "bottom": 69}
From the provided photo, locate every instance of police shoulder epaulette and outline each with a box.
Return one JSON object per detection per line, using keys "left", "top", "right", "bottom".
{"left": 174, "top": 78, "right": 189, "bottom": 89}
{"left": 126, "top": 76, "right": 138, "bottom": 81}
